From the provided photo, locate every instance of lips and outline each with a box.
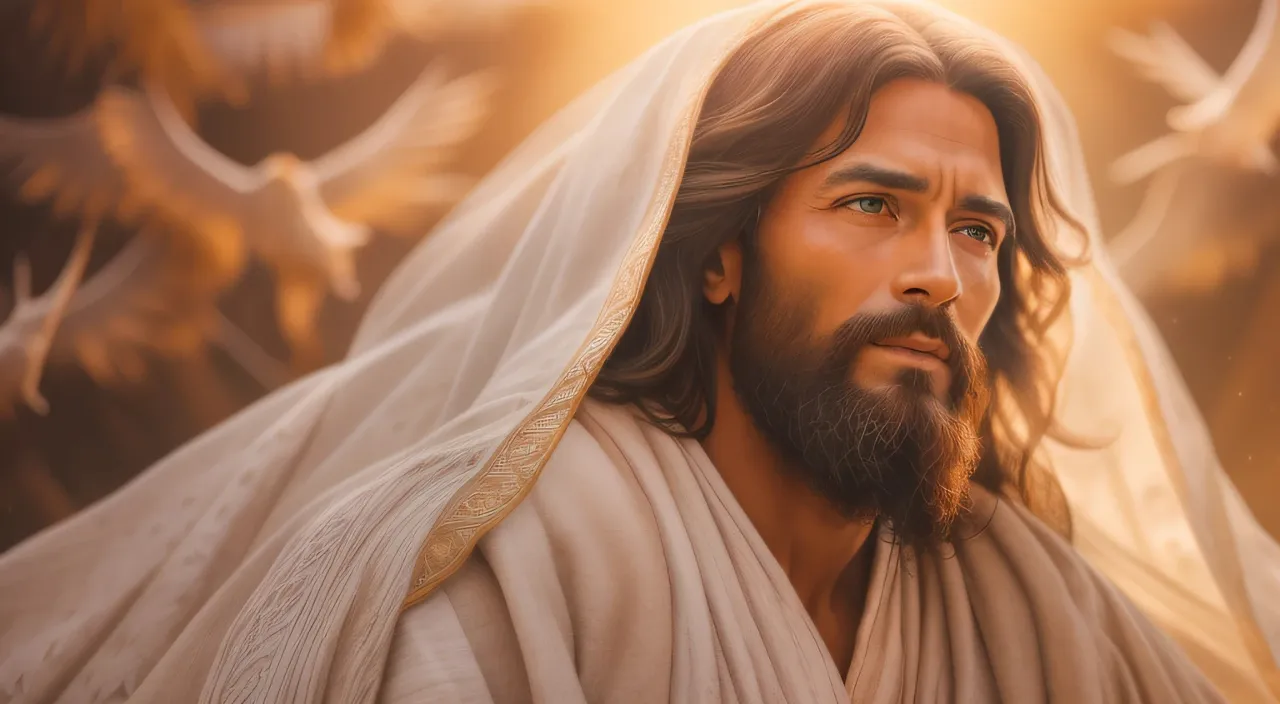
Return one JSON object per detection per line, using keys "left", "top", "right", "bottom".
{"left": 872, "top": 335, "right": 951, "bottom": 362}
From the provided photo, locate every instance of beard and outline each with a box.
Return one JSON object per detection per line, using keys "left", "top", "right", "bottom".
{"left": 728, "top": 257, "right": 990, "bottom": 547}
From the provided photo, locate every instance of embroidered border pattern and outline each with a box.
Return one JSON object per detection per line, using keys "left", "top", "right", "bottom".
{"left": 399, "top": 0, "right": 792, "bottom": 611}
{"left": 402, "top": 82, "right": 707, "bottom": 609}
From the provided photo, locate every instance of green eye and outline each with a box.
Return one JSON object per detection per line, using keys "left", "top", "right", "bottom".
{"left": 846, "top": 196, "right": 887, "bottom": 214}
{"left": 956, "top": 224, "right": 995, "bottom": 247}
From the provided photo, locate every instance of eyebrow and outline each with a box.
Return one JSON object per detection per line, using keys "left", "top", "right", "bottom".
{"left": 822, "top": 163, "right": 929, "bottom": 193}
{"left": 957, "top": 194, "right": 1016, "bottom": 238}
{"left": 822, "top": 161, "right": 1016, "bottom": 236}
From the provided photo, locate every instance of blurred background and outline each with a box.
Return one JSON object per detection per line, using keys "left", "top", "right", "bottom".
{"left": 0, "top": 0, "right": 1276, "bottom": 551}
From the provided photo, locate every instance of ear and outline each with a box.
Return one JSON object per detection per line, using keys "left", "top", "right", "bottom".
{"left": 703, "top": 240, "right": 743, "bottom": 305}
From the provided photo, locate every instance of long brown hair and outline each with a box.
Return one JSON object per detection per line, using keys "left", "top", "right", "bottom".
{"left": 589, "top": 1, "right": 1088, "bottom": 533}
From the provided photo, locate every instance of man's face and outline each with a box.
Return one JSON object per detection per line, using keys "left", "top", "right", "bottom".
{"left": 710, "top": 79, "right": 1009, "bottom": 542}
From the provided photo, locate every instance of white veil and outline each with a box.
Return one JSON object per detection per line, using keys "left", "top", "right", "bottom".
{"left": 0, "top": 1, "right": 1276, "bottom": 702}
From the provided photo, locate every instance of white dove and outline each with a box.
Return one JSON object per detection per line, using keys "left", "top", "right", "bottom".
{"left": 0, "top": 224, "right": 283, "bottom": 417}
{"left": 0, "top": 223, "right": 98, "bottom": 417}
{"left": 33, "top": 0, "right": 545, "bottom": 106}
{"left": 1107, "top": 162, "right": 1280, "bottom": 296}
{"left": 0, "top": 63, "right": 494, "bottom": 366}
{"left": 197, "top": 0, "right": 550, "bottom": 79}
{"left": 1108, "top": 0, "right": 1280, "bottom": 184}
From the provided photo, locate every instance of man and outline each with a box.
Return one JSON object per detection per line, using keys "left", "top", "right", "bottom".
{"left": 377, "top": 3, "right": 1267, "bottom": 701}
{"left": 2, "top": 1, "right": 1277, "bottom": 703}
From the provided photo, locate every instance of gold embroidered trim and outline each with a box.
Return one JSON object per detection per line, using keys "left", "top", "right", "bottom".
{"left": 399, "top": 1, "right": 792, "bottom": 611}
{"left": 401, "top": 70, "right": 727, "bottom": 611}
{"left": 401, "top": 129, "right": 690, "bottom": 605}
{"left": 397, "top": 17, "right": 1280, "bottom": 685}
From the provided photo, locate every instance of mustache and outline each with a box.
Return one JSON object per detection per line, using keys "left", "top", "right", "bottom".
{"left": 829, "top": 304, "right": 966, "bottom": 361}
{"left": 823, "top": 304, "right": 984, "bottom": 401}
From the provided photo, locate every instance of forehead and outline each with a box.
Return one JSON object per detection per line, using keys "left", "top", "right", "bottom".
{"left": 815, "top": 79, "right": 1007, "bottom": 195}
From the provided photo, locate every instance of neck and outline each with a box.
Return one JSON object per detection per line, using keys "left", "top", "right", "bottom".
{"left": 699, "top": 352, "right": 876, "bottom": 672}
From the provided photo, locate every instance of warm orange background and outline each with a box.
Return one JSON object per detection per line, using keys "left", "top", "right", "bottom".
{"left": 0, "top": 0, "right": 1275, "bottom": 548}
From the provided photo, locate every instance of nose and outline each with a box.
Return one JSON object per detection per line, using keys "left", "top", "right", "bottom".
{"left": 891, "top": 229, "right": 961, "bottom": 308}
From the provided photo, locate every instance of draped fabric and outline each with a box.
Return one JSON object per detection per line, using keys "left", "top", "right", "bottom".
{"left": 0, "top": 1, "right": 1276, "bottom": 702}
{"left": 382, "top": 400, "right": 1226, "bottom": 703}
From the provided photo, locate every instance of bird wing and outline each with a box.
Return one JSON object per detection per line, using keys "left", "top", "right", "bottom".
{"left": 1108, "top": 23, "right": 1222, "bottom": 104}
{"left": 30, "top": 0, "right": 242, "bottom": 108}
{"left": 1108, "top": 131, "right": 1197, "bottom": 185}
{"left": 0, "top": 222, "right": 99, "bottom": 415}
{"left": 389, "top": 0, "right": 550, "bottom": 41}
{"left": 1109, "top": 166, "right": 1203, "bottom": 296}
{"left": 1220, "top": 0, "right": 1280, "bottom": 122}
{"left": 193, "top": 0, "right": 362, "bottom": 82}
{"left": 313, "top": 64, "right": 497, "bottom": 234}
{"left": 194, "top": 0, "right": 396, "bottom": 81}
{"left": 95, "top": 84, "right": 261, "bottom": 240}
{"left": 1109, "top": 162, "right": 1274, "bottom": 297}
{"left": 324, "top": 0, "right": 397, "bottom": 76}
{"left": 51, "top": 227, "right": 241, "bottom": 385}
{"left": 1223, "top": 0, "right": 1280, "bottom": 90}
{"left": 1170, "top": 0, "right": 1280, "bottom": 131}
{"left": 0, "top": 97, "right": 130, "bottom": 224}
{"left": 0, "top": 215, "right": 242, "bottom": 414}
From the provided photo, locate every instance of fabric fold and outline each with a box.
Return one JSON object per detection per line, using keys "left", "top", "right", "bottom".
{"left": 386, "top": 401, "right": 1227, "bottom": 703}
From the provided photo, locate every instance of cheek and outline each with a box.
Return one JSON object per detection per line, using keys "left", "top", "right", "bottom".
{"left": 957, "top": 263, "right": 1001, "bottom": 340}
{"left": 765, "top": 219, "right": 893, "bottom": 334}
{"left": 798, "top": 254, "right": 889, "bottom": 337}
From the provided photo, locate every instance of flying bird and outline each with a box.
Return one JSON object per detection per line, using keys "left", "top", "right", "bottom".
{"left": 0, "top": 223, "right": 98, "bottom": 417}
{"left": 1107, "top": 161, "right": 1280, "bottom": 297}
{"left": 0, "top": 221, "right": 246, "bottom": 417}
{"left": 31, "top": 0, "right": 544, "bottom": 107}
{"left": 0, "top": 63, "right": 495, "bottom": 367}
{"left": 1108, "top": 0, "right": 1280, "bottom": 184}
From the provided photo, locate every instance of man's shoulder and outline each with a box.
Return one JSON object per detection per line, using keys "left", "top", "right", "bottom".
{"left": 523, "top": 399, "right": 661, "bottom": 529}
{"left": 473, "top": 399, "right": 673, "bottom": 586}
{"left": 397, "top": 405, "right": 678, "bottom": 701}
{"left": 456, "top": 399, "right": 674, "bottom": 642}
{"left": 548, "top": 398, "right": 647, "bottom": 461}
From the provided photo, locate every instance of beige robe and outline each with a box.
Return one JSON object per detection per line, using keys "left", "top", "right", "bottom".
{"left": 382, "top": 400, "right": 1222, "bottom": 703}
{"left": 2, "top": 4, "right": 1275, "bottom": 702}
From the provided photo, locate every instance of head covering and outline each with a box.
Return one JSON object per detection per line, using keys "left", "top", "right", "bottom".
{"left": 1, "top": 1, "right": 1276, "bottom": 702}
